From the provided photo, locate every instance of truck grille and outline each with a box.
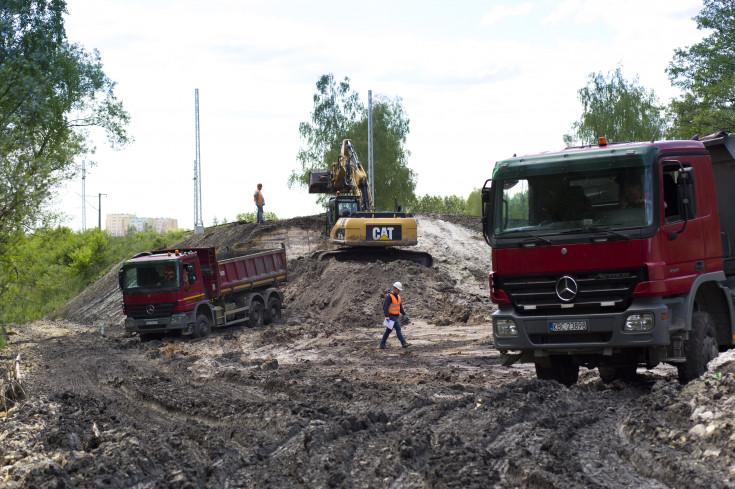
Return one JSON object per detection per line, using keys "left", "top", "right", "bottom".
{"left": 495, "top": 268, "right": 646, "bottom": 316}
{"left": 126, "top": 302, "right": 177, "bottom": 319}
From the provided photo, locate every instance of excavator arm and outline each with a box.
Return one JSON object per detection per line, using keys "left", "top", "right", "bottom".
{"left": 308, "top": 139, "right": 374, "bottom": 212}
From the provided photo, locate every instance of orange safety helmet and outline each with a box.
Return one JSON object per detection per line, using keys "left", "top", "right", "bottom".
{"left": 164, "top": 266, "right": 175, "bottom": 280}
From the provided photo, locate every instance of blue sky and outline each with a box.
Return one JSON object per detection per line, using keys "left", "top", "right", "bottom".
{"left": 57, "top": 0, "right": 705, "bottom": 230}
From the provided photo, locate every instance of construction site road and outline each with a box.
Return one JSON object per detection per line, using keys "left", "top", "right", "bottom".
{"left": 2, "top": 214, "right": 735, "bottom": 488}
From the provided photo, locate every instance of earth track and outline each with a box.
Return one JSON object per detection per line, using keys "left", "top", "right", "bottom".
{"left": 2, "top": 215, "right": 735, "bottom": 487}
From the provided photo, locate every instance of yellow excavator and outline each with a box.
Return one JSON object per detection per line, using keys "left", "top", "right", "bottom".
{"left": 309, "top": 139, "right": 419, "bottom": 248}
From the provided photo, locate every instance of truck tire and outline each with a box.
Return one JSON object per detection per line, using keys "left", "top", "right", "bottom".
{"left": 192, "top": 314, "right": 211, "bottom": 339}
{"left": 264, "top": 295, "right": 282, "bottom": 325}
{"left": 248, "top": 301, "right": 264, "bottom": 328}
{"left": 535, "top": 357, "right": 579, "bottom": 386}
{"left": 677, "top": 311, "right": 718, "bottom": 384}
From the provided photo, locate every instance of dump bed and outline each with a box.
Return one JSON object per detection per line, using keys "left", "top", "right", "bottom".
{"left": 216, "top": 248, "right": 288, "bottom": 295}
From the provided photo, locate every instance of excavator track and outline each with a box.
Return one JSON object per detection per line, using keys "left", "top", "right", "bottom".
{"left": 312, "top": 247, "right": 433, "bottom": 267}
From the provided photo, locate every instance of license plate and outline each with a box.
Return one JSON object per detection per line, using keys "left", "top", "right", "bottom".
{"left": 549, "top": 320, "right": 588, "bottom": 332}
{"left": 145, "top": 320, "right": 158, "bottom": 326}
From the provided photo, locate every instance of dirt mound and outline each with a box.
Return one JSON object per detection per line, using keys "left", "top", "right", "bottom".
{"left": 52, "top": 214, "right": 493, "bottom": 330}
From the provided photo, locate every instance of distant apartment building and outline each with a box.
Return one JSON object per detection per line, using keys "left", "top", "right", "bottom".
{"left": 106, "top": 214, "right": 178, "bottom": 237}
{"left": 106, "top": 213, "right": 135, "bottom": 237}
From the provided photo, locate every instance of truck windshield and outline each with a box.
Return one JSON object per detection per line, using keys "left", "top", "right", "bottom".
{"left": 121, "top": 260, "right": 180, "bottom": 293}
{"left": 494, "top": 166, "right": 653, "bottom": 235}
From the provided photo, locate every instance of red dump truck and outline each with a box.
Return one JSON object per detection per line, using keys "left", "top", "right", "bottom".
{"left": 482, "top": 132, "right": 735, "bottom": 385}
{"left": 119, "top": 247, "right": 288, "bottom": 339}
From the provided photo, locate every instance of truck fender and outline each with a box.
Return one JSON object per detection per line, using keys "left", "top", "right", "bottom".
{"left": 670, "top": 271, "right": 733, "bottom": 346}
{"left": 263, "top": 288, "right": 283, "bottom": 307}
{"left": 194, "top": 301, "right": 215, "bottom": 325}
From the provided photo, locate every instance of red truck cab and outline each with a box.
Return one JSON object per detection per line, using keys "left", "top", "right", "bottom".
{"left": 482, "top": 134, "right": 735, "bottom": 385}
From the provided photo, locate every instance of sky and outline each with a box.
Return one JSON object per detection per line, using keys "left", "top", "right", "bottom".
{"left": 55, "top": 0, "right": 707, "bottom": 231}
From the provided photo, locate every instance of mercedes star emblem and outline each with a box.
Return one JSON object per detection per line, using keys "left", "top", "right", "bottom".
{"left": 555, "top": 275, "right": 578, "bottom": 302}
{"left": 146, "top": 305, "right": 155, "bottom": 315}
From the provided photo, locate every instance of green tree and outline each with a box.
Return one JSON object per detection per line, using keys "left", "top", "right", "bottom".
{"left": 465, "top": 189, "right": 482, "bottom": 216}
{"left": 347, "top": 95, "right": 416, "bottom": 211}
{"left": 291, "top": 74, "right": 417, "bottom": 211}
{"left": 289, "top": 74, "right": 363, "bottom": 199}
{"left": 236, "top": 211, "right": 279, "bottom": 222}
{"left": 409, "top": 194, "right": 468, "bottom": 214}
{"left": 0, "top": 0, "right": 130, "bottom": 325}
{"left": 667, "top": 0, "right": 735, "bottom": 137}
{"left": 563, "top": 67, "right": 666, "bottom": 146}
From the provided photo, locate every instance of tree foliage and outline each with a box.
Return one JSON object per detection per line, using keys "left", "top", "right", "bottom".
{"left": 0, "top": 227, "right": 187, "bottom": 325}
{"left": 347, "top": 95, "right": 416, "bottom": 211}
{"left": 291, "top": 74, "right": 417, "bottom": 210}
{"left": 290, "top": 74, "right": 363, "bottom": 199}
{"left": 235, "top": 211, "right": 279, "bottom": 222}
{"left": 667, "top": 0, "right": 735, "bottom": 137}
{"left": 563, "top": 67, "right": 666, "bottom": 146}
{"left": 410, "top": 194, "right": 467, "bottom": 214}
{"left": 0, "top": 0, "right": 131, "bottom": 322}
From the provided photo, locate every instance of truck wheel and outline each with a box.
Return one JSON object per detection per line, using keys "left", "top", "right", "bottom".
{"left": 535, "top": 357, "right": 579, "bottom": 386}
{"left": 192, "top": 314, "right": 211, "bottom": 339}
{"left": 248, "top": 301, "right": 264, "bottom": 328}
{"left": 677, "top": 311, "right": 718, "bottom": 384}
{"left": 264, "top": 295, "right": 282, "bottom": 324}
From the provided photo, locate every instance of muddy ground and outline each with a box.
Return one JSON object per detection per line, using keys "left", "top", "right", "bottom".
{"left": 2, "top": 214, "right": 735, "bottom": 488}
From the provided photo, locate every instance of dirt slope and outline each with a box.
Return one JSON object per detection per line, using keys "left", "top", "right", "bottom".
{"left": 2, "top": 214, "right": 735, "bottom": 488}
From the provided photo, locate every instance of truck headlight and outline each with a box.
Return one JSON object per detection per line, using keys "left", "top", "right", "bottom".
{"left": 169, "top": 316, "right": 182, "bottom": 326}
{"left": 494, "top": 318, "right": 518, "bottom": 337}
{"left": 623, "top": 313, "right": 654, "bottom": 332}
{"left": 124, "top": 318, "right": 134, "bottom": 328}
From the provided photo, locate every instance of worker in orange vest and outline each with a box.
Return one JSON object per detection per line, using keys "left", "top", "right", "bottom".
{"left": 254, "top": 183, "right": 265, "bottom": 223}
{"left": 380, "top": 281, "right": 410, "bottom": 349}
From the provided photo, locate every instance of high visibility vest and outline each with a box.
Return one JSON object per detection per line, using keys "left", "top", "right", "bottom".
{"left": 254, "top": 190, "right": 264, "bottom": 204}
{"left": 388, "top": 293, "right": 401, "bottom": 315}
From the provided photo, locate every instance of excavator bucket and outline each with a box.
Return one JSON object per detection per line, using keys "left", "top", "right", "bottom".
{"left": 309, "top": 171, "right": 333, "bottom": 194}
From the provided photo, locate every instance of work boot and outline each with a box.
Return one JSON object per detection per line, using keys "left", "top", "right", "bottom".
{"left": 402, "top": 342, "right": 411, "bottom": 348}
{"left": 379, "top": 344, "right": 388, "bottom": 349}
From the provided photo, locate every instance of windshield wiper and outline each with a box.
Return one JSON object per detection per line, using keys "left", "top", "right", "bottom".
{"left": 561, "top": 225, "right": 629, "bottom": 240}
{"left": 516, "top": 230, "right": 552, "bottom": 245}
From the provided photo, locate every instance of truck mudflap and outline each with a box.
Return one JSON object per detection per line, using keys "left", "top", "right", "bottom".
{"left": 492, "top": 297, "right": 671, "bottom": 354}
{"left": 124, "top": 311, "right": 195, "bottom": 335}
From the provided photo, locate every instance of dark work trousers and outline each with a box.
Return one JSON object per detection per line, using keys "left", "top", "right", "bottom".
{"left": 380, "top": 314, "right": 407, "bottom": 346}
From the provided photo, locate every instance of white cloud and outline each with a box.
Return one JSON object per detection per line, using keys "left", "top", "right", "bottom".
{"left": 480, "top": 2, "right": 534, "bottom": 27}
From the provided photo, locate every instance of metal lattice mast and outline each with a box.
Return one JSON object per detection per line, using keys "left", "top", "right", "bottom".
{"left": 194, "top": 89, "right": 204, "bottom": 234}
{"left": 368, "top": 90, "right": 374, "bottom": 207}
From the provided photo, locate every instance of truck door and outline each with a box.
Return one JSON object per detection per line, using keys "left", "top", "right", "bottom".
{"left": 181, "top": 260, "right": 206, "bottom": 306}
{"left": 659, "top": 161, "right": 706, "bottom": 285}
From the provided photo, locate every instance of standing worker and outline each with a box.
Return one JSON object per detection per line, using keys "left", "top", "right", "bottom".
{"left": 380, "top": 281, "right": 411, "bottom": 349}
{"left": 254, "top": 183, "right": 265, "bottom": 224}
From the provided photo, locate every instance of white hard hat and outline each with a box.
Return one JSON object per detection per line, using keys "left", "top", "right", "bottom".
{"left": 393, "top": 282, "right": 403, "bottom": 291}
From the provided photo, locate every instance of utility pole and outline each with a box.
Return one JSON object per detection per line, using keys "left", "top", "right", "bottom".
{"left": 98, "top": 193, "right": 107, "bottom": 229}
{"left": 81, "top": 160, "right": 86, "bottom": 231}
{"left": 368, "top": 90, "right": 374, "bottom": 207}
{"left": 193, "top": 88, "right": 204, "bottom": 234}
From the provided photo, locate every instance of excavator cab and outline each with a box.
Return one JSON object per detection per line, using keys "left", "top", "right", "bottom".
{"left": 327, "top": 195, "right": 360, "bottom": 234}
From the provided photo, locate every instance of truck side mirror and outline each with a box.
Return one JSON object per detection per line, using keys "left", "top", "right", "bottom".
{"left": 118, "top": 268, "right": 124, "bottom": 291}
{"left": 669, "top": 167, "right": 697, "bottom": 240}
{"left": 481, "top": 179, "right": 495, "bottom": 245}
